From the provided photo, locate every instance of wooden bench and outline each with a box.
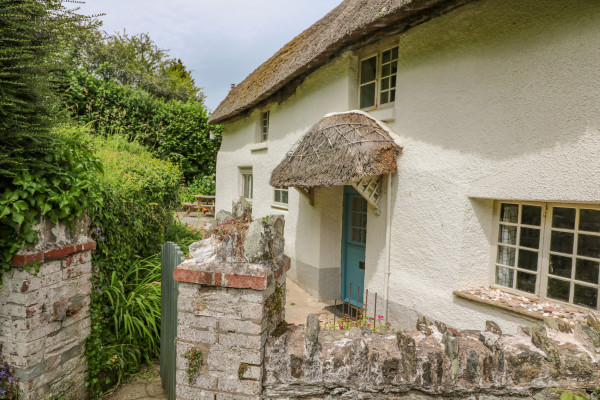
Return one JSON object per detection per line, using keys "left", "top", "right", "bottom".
{"left": 182, "top": 195, "right": 216, "bottom": 217}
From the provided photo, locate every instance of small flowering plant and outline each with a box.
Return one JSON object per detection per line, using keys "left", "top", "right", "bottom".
{"left": 0, "top": 363, "right": 17, "bottom": 399}
{"left": 318, "top": 311, "right": 391, "bottom": 333}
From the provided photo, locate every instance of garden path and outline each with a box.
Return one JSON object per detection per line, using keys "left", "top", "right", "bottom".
{"left": 106, "top": 362, "right": 166, "bottom": 400}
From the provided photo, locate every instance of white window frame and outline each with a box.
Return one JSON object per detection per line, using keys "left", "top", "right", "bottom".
{"left": 272, "top": 186, "right": 288, "bottom": 209}
{"left": 258, "top": 110, "right": 269, "bottom": 142}
{"left": 358, "top": 45, "right": 398, "bottom": 110}
{"left": 491, "top": 201, "right": 600, "bottom": 311}
{"left": 239, "top": 167, "right": 253, "bottom": 201}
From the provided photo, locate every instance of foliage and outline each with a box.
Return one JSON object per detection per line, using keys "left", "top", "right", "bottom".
{"left": 60, "top": 67, "right": 221, "bottom": 182}
{"left": 70, "top": 30, "right": 204, "bottom": 103}
{"left": 85, "top": 135, "right": 181, "bottom": 397}
{"left": 0, "top": 125, "right": 102, "bottom": 274}
{"left": 0, "top": 0, "right": 99, "bottom": 179}
{"left": 182, "top": 347, "right": 203, "bottom": 384}
{"left": 165, "top": 217, "right": 204, "bottom": 255}
{"left": 180, "top": 175, "right": 216, "bottom": 203}
{"left": 0, "top": 362, "right": 17, "bottom": 399}
{"left": 90, "top": 134, "right": 181, "bottom": 271}
{"left": 550, "top": 389, "right": 592, "bottom": 400}
{"left": 319, "top": 311, "right": 392, "bottom": 333}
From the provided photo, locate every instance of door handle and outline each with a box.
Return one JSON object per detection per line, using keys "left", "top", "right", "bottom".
{"left": 359, "top": 261, "right": 365, "bottom": 270}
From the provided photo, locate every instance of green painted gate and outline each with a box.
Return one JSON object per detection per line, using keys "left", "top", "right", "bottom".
{"left": 160, "top": 242, "right": 183, "bottom": 400}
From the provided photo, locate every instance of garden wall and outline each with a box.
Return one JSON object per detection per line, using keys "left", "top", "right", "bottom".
{"left": 263, "top": 317, "right": 600, "bottom": 399}
{"left": 175, "top": 210, "right": 600, "bottom": 399}
{"left": 1, "top": 217, "right": 94, "bottom": 399}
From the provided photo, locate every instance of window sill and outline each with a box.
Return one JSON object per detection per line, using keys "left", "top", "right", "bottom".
{"left": 271, "top": 203, "right": 288, "bottom": 211}
{"left": 366, "top": 106, "right": 395, "bottom": 122}
{"left": 251, "top": 142, "right": 268, "bottom": 152}
{"left": 453, "top": 287, "right": 595, "bottom": 325}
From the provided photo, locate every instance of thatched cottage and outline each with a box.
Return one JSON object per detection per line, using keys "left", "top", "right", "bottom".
{"left": 208, "top": 0, "right": 600, "bottom": 333}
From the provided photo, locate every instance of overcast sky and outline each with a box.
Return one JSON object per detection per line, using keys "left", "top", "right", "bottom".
{"left": 78, "top": 1, "right": 339, "bottom": 112}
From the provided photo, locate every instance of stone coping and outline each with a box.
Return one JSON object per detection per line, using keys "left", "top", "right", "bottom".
{"left": 11, "top": 240, "right": 96, "bottom": 267}
{"left": 454, "top": 286, "right": 598, "bottom": 326}
{"left": 174, "top": 256, "right": 290, "bottom": 290}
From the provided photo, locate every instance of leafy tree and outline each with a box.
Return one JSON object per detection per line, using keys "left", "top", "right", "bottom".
{"left": 71, "top": 30, "right": 204, "bottom": 103}
{"left": 0, "top": 0, "right": 100, "bottom": 180}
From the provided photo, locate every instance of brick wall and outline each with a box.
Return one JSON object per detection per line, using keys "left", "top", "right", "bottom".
{"left": 1, "top": 217, "right": 94, "bottom": 399}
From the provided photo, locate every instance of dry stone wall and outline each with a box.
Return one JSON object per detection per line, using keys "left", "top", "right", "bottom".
{"left": 1, "top": 217, "right": 94, "bottom": 399}
{"left": 263, "top": 315, "right": 600, "bottom": 399}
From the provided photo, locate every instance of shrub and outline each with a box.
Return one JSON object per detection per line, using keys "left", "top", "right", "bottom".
{"left": 60, "top": 68, "right": 221, "bottom": 183}
{"left": 86, "top": 135, "right": 181, "bottom": 397}
{"left": 0, "top": 124, "right": 102, "bottom": 275}
{"left": 180, "top": 175, "right": 216, "bottom": 204}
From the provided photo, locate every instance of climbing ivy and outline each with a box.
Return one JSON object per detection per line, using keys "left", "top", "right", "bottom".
{"left": 0, "top": 125, "right": 103, "bottom": 274}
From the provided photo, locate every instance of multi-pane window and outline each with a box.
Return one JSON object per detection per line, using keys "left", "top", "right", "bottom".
{"left": 260, "top": 110, "right": 269, "bottom": 142}
{"left": 350, "top": 197, "right": 367, "bottom": 244}
{"left": 494, "top": 202, "right": 600, "bottom": 310}
{"left": 359, "top": 46, "right": 398, "bottom": 109}
{"left": 240, "top": 169, "right": 253, "bottom": 200}
{"left": 273, "top": 187, "right": 288, "bottom": 206}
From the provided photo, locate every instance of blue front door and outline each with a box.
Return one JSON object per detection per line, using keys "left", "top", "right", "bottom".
{"left": 341, "top": 186, "right": 367, "bottom": 307}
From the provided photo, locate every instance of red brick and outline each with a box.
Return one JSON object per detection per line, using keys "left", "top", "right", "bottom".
{"left": 21, "top": 281, "right": 30, "bottom": 293}
{"left": 214, "top": 273, "right": 223, "bottom": 286}
{"left": 80, "top": 241, "right": 96, "bottom": 251}
{"left": 44, "top": 246, "right": 76, "bottom": 260}
{"left": 223, "top": 274, "right": 267, "bottom": 290}
{"left": 174, "top": 269, "right": 215, "bottom": 285}
{"left": 11, "top": 253, "right": 43, "bottom": 267}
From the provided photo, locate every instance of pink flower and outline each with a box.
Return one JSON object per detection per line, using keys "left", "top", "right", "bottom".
{"left": 339, "top": 325, "right": 343, "bottom": 329}
{"left": 378, "top": 315, "right": 383, "bottom": 319}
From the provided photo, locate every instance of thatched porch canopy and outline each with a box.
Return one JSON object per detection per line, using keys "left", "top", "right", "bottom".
{"left": 270, "top": 111, "right": 402, "bottom": 188}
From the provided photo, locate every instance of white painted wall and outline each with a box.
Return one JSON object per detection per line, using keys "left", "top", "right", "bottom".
{"left": 215, "top": 0, "right": 600, "bottom": 333}
{"left": 216, "top": 54, "right": 353, "bottom": 299}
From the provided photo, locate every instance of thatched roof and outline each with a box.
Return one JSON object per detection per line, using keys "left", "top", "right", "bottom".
{"left": 208, "top": 0, "right": 474, "bottom": 124}
{"left": 270, "top": 111, "right": 401, "bottom": 188}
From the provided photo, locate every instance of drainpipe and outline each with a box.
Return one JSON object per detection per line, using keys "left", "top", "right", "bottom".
{"left": 384, "top": 173, "right": 393, "bottom": 321}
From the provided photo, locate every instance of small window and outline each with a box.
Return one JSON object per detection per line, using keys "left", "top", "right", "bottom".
{"left": 273, "top": 187, "right": 288, "bottom": 207}
{"left": 260, "top": 110, "right": 269, "bottom": 142}
{"left": 359, "top": 46, "right": 398, "bottom": 109}
{"left": 240, "top": 168, "right": 253, "bottom": 200}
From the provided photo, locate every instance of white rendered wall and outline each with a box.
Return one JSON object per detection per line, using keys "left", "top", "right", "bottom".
{"left": 216, "top": 55, "right": 352, "bottom": 299}
{"left": 215, "top": 0, "right": 600, "bottom": 333}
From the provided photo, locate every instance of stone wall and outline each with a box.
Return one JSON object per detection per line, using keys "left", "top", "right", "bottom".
{"left": 174, "top": 212, "right": 290, "bottom": 399}
{"left": 175, "top": 208, "right": 600, "bottom": 399}
{"left": 1, "top": 217, "right": 94, "bottom": 399}
{"left": 263, "top": 316, "right": 600, "bottom": 399}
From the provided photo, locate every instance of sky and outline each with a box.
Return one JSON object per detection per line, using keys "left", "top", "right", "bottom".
{"left": 77, "top": 1, "right": 339, "bottom": 112}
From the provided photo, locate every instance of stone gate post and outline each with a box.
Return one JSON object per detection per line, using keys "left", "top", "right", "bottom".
{"left": 0, "top": 217, "right": 94, "bottom": 399}
{"left": 173, "top": 215, "right": 289, "bottom": 400}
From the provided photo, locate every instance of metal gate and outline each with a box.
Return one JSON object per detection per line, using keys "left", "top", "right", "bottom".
{"left": 160, "top": 242, "right": 183, "bottom": 400}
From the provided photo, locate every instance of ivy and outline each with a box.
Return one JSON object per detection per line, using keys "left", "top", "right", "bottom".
{"left": 182, "top": 347, "right": 204, "bottom": 384}
{"left": 0, "top": 125, "right": 103, "bottom": 274}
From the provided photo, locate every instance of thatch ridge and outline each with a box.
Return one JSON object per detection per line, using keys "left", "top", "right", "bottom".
{"left": 209, "top": 0, "right": 474, "bottom": 124}
{"left": 270, "top": 111, "right": 402, "bottom": 188}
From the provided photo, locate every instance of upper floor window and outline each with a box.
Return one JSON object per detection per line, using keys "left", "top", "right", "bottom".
{"left": 260, "top": 110, "right": 269, "bottom": 142}
{"left": 494, "top": 202, "right": 600, "bottom": 310}
{"left": 359, "top": 46, "right": 398, "bottom": 109}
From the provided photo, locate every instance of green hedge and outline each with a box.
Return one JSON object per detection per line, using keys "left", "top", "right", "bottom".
{"left": 60, "top": 67, "right": 221, "bottom": 183}
{"left": 86, "top": 134, "right": 183, "bottom": 397}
